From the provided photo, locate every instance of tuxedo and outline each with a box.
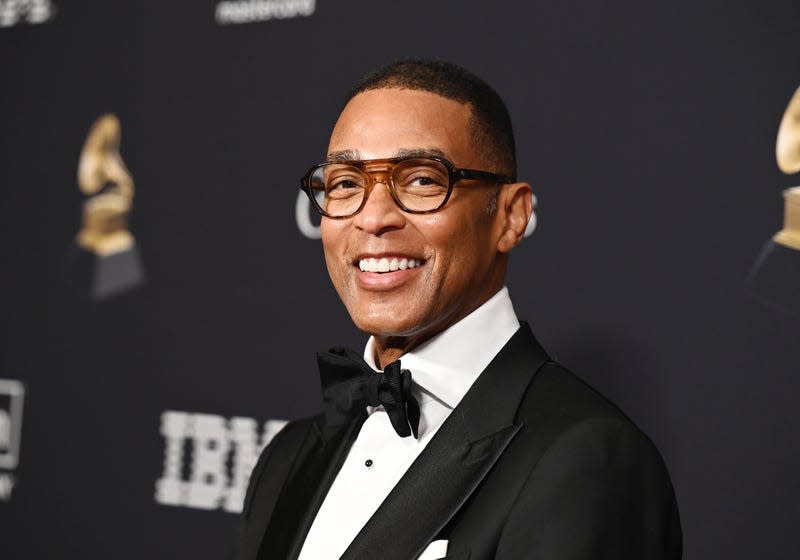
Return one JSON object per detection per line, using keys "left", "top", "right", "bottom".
{"left": 234, "top": 323, "right": 682, "bottom": 559}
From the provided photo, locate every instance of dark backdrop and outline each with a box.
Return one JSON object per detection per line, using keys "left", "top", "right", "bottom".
{"left": 1, "top": 1, "right": 799, "bottom": 558}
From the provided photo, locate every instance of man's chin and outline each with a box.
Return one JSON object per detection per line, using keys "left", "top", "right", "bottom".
{"left": 349, "top": 311, "right": 421, "bottom": 340}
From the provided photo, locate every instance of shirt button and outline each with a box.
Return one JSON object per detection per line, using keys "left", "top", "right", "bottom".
{"left": 365, "top": 459, "right": 373, "bottom": 468}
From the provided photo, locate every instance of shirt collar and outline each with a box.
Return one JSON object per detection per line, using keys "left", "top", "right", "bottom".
{"left": 363, "top": 286, "right": 520, "bottom": 410}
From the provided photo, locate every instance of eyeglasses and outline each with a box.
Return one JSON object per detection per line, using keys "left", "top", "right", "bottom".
{"left": 300, "top": 155, "right": 514, "bottom": 219}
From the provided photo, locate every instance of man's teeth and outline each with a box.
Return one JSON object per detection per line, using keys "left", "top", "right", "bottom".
{"left": 358, "top": 257, "right": 423, "bottom": 273}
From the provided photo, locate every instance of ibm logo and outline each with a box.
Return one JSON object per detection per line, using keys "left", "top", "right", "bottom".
{"left": 0, "top": 379, "right": 25, "bottom": 502}
{"left": 155, "top": 410, "right": 286, "bottom": 513}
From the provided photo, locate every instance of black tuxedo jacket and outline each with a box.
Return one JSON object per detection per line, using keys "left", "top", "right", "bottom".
{"left": 234, "top": 324, "right": 682, "bottom": 559}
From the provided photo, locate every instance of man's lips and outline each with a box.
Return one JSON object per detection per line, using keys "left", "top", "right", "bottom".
{"left": 356, "top": 256, "right": 425, "bottom": 273}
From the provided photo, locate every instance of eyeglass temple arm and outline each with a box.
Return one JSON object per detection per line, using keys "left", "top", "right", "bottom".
{"left": 457, "top": 169, "right": 515, "bottom": 184}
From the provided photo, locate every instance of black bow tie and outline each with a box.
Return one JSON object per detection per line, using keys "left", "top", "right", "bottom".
{"left": 317, "top": 346, "right": 420, "bottom": 439}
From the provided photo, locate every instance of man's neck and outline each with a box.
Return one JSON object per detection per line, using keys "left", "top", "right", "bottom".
{"left": 368, "top": 286, "right": 514, "bottom": 369}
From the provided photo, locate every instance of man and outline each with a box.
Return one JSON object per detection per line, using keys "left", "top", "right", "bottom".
{"left": 235, "top": 58, "right": 682, "bottom": 560}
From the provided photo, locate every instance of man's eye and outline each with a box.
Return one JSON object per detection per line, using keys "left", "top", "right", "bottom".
{"left": 409, "top": 175, "right": 440, "bottom": 186}
{"left": 401, "top": 173, "right": 448, "bottom": 195}
{"left": 327, "top": 178, "right": 363, "bottom": 199}
{"left": 329, "top": 179, "right": 360, "bottom": 190}
{"left": 402, "top": 171, "right": 447, "bottom": 188}
{"left": 395, "top": 161, "right": 449, "bottom": 191}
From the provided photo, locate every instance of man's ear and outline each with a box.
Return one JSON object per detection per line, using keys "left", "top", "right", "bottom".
{"left": 496, "top": 182, "right": 533, "bottom": 254}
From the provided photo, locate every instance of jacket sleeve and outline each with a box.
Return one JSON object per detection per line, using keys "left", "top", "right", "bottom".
{"left": 496, "top": 417, "right": 682, "bottom": 560}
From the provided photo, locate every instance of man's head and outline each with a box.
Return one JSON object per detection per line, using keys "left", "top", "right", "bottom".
{"left": 314, "top": 58, "right": 532, "bottom": 366}
{"left": 344, "top": 58, "right": 517, "bottom": 180}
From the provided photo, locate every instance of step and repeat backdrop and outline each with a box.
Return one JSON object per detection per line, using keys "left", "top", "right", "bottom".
{"left": 1, "top": 1, "right": 799, "bottom": 558}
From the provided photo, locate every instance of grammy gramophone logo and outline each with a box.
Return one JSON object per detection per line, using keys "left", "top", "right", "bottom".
{"left": 72, "top": 114, "right": 145, "bottom": 301}
{"left": 746, "top": 85, "right": 800, "bottom": 316}
{"left": 774, "top": 89, "right": 800, "bottom": 252}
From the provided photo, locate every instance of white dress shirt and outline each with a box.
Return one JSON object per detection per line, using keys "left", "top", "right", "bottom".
{"left": 297, "top": 287, "right": 520, "bottom": 560}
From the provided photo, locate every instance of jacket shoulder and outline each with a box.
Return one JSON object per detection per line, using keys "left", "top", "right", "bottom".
{"left": 497, "top": 362, "right": 682, "bottom": 558}
{"left": 512, "top": 360, "right": 677, "bottom": 494}
{"left": 518, "top": 360, "right": 645, "bottom": 433}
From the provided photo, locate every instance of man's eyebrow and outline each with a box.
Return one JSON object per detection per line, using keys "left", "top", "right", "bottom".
{"left": 394, "top": 148, "right": 448, "bottom": 159}
{"left": 326, "top": 148, "right": 450, "bottom": 162}
{"left": 326, "top": 149, "right": 360, "bottom": 162}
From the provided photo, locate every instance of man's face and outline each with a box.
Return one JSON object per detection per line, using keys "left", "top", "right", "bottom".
{"left": 321, "top": 88, "right": 509, "bottom": 352}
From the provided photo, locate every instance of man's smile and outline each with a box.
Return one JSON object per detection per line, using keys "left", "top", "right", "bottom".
{"left": 357, "top": 256, "right": 425, "bottom": 273}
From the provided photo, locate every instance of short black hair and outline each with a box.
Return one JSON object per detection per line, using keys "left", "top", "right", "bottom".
{"left": 344, "top": 58, "right": 517, "bottom": 180}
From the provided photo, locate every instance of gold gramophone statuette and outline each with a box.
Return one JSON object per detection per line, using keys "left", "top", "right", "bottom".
{"left": 76, "top": 114, "right": 136, "bottom": 256}
{"left": 774, "top": 85, "right": 800, "bottom": 251}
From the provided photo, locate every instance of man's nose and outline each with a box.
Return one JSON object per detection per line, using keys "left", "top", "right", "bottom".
{"left": 352, "top": 180, "right": 406, "bottom": 234}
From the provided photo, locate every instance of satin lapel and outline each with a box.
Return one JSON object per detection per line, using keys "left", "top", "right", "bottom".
{"left": 343, "top": 324, "right": 550, "bottom": 560}
{"left": 258, "top": 414, "right": 364, "bottom": 560}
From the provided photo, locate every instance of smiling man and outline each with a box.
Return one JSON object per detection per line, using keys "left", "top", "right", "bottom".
{"left": 234, "top": 58, "right": 682, "bottom": 560}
